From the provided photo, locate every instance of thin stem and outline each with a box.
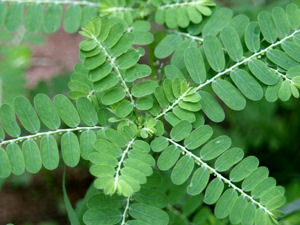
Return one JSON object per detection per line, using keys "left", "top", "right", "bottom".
{"left": 101, "top": 7, "right": 134, "bottom": 13}
{"left": 88, "top": 32, "right": 135, "bottom": 105}
{"left": 113, "top": 138, "right": 135, "bottom": 191}
{"left": 167, "top": 138, "right": 274, "bottom": 217}
{"left": 159, "top": 0, "right": 209, "bottom": 9}
{"left": 121, "top": 197, "right": 131, "bottom": 225}
{"left": 1, "top": 0, "right": 101, "bottom": 7}
{"left": 271, "top": 68, "right": 295, "bottom": 85}
{"left": 155, "top": 29, "right": 300, "bottom": 119}
{"left": 172, "top": 31, "right": 204, "bottom": 43}
{"left": 0, "top": 126, "right": 102, "bottom": 147}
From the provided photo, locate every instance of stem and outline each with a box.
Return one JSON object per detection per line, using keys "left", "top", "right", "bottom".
{"left": 167, "top": 138, "right": 274, "bottom": 217}
{"left": 172, "top": 31, "right": 204, "bottom": 43}
{"left": 121, "top": 197, "right": 131, "bottom": 225}
{"left": 159, "top": 0, "right": 210, "bottom": 9}
{"left": 155, "top": 29, "right": 300, "bottom": 119}
{"left": 88, "top": 32, "right": 135, "bottom": 105}
{"left": 1, "top": 0, "right": 101, "bottom": 7}
{"left": 271, "top": 68, "right": 295, "bottom": 84}
{"left": 113, "top": 138, "right": 135, "bottom": 191}
{"left": 0, "top": 126, "right": 102, "bottom": 147}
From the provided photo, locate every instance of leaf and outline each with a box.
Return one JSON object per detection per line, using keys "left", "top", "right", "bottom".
{"left": 5, "top": 2, "right": 23, "bottom": 31}
{"left": 14, "top": 96, "right": 40, "bottom": 133}
{"left": 34, "top": 94, "right": 61, "bottom": 130}
{"left": 199, "top": 91, "right": 225, "bottom": 123}
{"left": 170, "top": 121, "right": 192, "bottom": 142}
{"left": 22, "top": 139, "right": 42, "bottom": 174}
{"left": 212, "top": 79, "right": 246, "bottom": 111}
{"left": 61, "top": 132, "right": 80, "bottom": 167}
{"left": 200, "top": 135, "right": 232, "bottom": 161}
{"left": 44, "top": 4, "right": 63, "bottom": 33}
{"left": 132, "top": 81, "right": 158, "bottom": 97}
{"left": 245, "top": 22, "right": 261, "bottom": 53}
{"left": 40, "top": 135, "right": 59, "bottom": 170}
{"left": 0, "top": 104, "right": 21, "bottom": 138}
{"left": 6, "top": 143, "right": 25, "bottom": 176}
{"left": 229, "top": 196, "right": 248, "bottom": 224}
{"left": 203, "top": 35, "right": 225, "bottom": 72}
{"left": 286, "top": 3, "right": 300, "bottom": 30}
{"left": 129, "top": 203, "right": 169, "bottom": 225}
{"left": 220, "top": 26, "right": 243, "bottom": 62}
{"left": 257, "top": 11, "right": 277, "bottom": 43}
{"left": 124, "top": 64, "right": 151, "bottom": 82}
{"left": 63, "top": 171, "right": 81, "bottom": 225}
{"left": 278, "top": 80, "right": 292, "bottom": 101}
{"left": 272, "top": 7, "right": 290, "bottom": 38}
{"left": 54, "top": 94, "right": 80, "bottom": 127}
{"left": 0, "top": 148, "right": 11, "bottom": 178}
{"left": 267, "top": 49, "right": 298, "bottom": 70}
{"left": 248, "top": 59, "right": 279, "bottom": 85}
{"left": 115, "top": 100, "right": 134, "bottom": 118}
{"left": 25, "top": 3, "right": 43, "bottom": 32}
{"left": 203, "top": 8, "right": 233, "bottom": 37}
{"left": 215, "top": 189, "right": 238, "bottom": 219}
{"left": 187, "top": 167, "right": 210, "bottom": 196}
{"left": 184, "top": 47, "right": 206, "bottom": 84}
{"left": 204, "top": 178, "right": 224, "bottom": 205}
{"left": 281, "top": 40, "right": 300, "bottom": 62}
{"left": 76, "top": 98, "right": 98, "bottom": 126}
{"left": 154, "top": 34, "right": 182, "bottom": 59}
{"left": 157, "top": 145, "right": 181, "bottom": 171}
{"left": 64, "top": 4, "right": 82, "bottom": 33}
{"left": 171, "top": 155, "right": 194, "bottom": 185}
{"left": 230, "top": 69, "right": 263, "bottom": 101}
{"left": 184, "top": 125, "right": 213, "bottom": 150}
{"left": 242, "top": 167, "right": 269, "bottom": 192}
{"left": 215, "top": 147, "right": 244, "bottom": 172}
{"left": 136, "top": 96, "right": 153, "bottom": 110}
{"left": 80, "top": 130, "right": 97, "bottom": 160}
{"left": 229, "top": 156, "right": 259, "bottom": 182}
{"left": 151, "top": 137, "right": 169, "bottom": 153}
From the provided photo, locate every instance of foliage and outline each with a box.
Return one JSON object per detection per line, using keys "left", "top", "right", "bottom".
{"left": 1, "top": 0, "right": 300, "bottom": 225}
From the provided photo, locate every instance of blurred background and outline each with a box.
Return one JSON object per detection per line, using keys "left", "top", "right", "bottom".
{"left": 0, "top": 0, "right": 300, "bottom": 224}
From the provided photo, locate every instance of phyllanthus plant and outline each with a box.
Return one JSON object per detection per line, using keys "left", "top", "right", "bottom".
{"left": 1, "top": 0, "right": 300, "bottom": 224}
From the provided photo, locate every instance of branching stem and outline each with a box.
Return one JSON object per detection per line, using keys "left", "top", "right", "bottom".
{"left": 113, "top": 138, "right": 135, "bottom": 192}
{"left": 1, "top": 0, "right": 101, "bottom": 7}
{"left": 88, "top": 33, "right": 135, "bottom": 105}
{"left": 167, "top": 138, "right": 274, "bottom": 217}
{"left": 155, "top": 29, "right": 300, "bottom": 119}
{"left": 159, "top": 0, "right": 209, "bottom": 9}
{"left": 0, "top": 126, "right": 102, "bottom": 147}
{"left": 121, "top": 197, "right": 131, "bottom": 225}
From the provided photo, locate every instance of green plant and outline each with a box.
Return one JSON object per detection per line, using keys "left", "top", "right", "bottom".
{"left": 1, "top": 0, "right": 300, "bottom": 224}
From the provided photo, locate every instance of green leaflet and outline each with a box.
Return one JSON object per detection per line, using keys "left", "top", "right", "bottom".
{"left": 64, "top": 4, "right": 82, "bottom": 33}
{"left": 61, "top": 132, "right": 81, "bottom": 167}
{"left": 245, "top": 22, "right": 261, "bottom": 53}
{"left": 257, "top": 11, "right": 277, "bottom": 43}
{"left": 198, "top": 91, "right": 225, "bottom": 123}
{"left": 184, "top": 125, "right": 213, "bottom": 150}
{"left": 40, "top": 135, "right": 59, "bottom": 170}
{"left": 248, "top": 59, "right": 279, "bottom": 85}
{"left": 267, "top": 49, "right": 298, "bottom": 70}
{"left": 34, "top": 94, "right": 61, "bottom": 130}
{"left": 5, "top": 2, "right": 23, "bottom": 31}
{"left": 44, "top": 4, "right": 63, "bottom": 33}
{"left": 187, "top": 167, "right": 210, "bottom": 196}
{"left": 0, "top": 2, "right": 6, "bottom": 26}
{"left": 80, "top": 130, "right": 97, "bottom": 160}
{"left": 229, "top": 156, "right": 259, "bottom": 182}
{"left": 286, "top": 3, "right": 300, "bottom": 30}
{"left": 157, "top": 145, "right": 181, "bottom": 171}
{"left": 215, "top": 189, "right": 238, "bottom": 219}
{"left": 25, "top": 3, "right": 43, "bottom": 32}
{"left": 184, "top": 47, "right": 206, "bottom": 84}
{"left": 22, "top": 139, "right": 42, "bottom": 174}
{"left": 76, "top": 98, "right": 98, "bottom": 126}
{"left": 129, "top": 203, "right": 169, "bottom": 225}
{"left": 14, "top": 96, "right": 40, "bottom": 134}
{"left": 215, "top": 147, "right": 244, "bottom": 172}
{"left": 204, "top": 178, "right": 224, "bottom": 205}
{"left": 170, "top": 120, "right": 192, "bottom": 142}
{"left": 0, "top": 104, "right": 21, "bottom": 138}
{"left": 132, "top": 81, "right": 158, "bottom": 98}
{"left": 171, "top": 155, "right": 194, "bottom": 185}
{"left": 6, "top": 143, "right": 25, "bottom": 176}
{"left": 272, "top": 7, "right": 290, "bottom": 39}
{"left": 212, "top": 79, "right": 246, "bottom": 111}
{"left": 0, "top": 148, "right": 11, "bottom": 178}
{"left": 54, "top": 94, "right": 80, "bottom": 128}
{"left": 281, "top": 40, "right": 300, "bottom": 62}
{"left": 200, "top": 135, "right": 232, "bottom": 161}
{"left": 155, "top": 34, "right": 182, "bottom": 59}
{"left": 151, "top": 136, "right": 169, "bottom": 152}
{"left": 242, "top": 167, "right": 269, "bottom": 192}
{"left": 220, "top": 26, "right": 243, "bottom": 62}
{"left": 203, "top": 35, "right": 225, "bottom": 72}
{"left": 230, "top": 69, "right": 263, "bottom": 101}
